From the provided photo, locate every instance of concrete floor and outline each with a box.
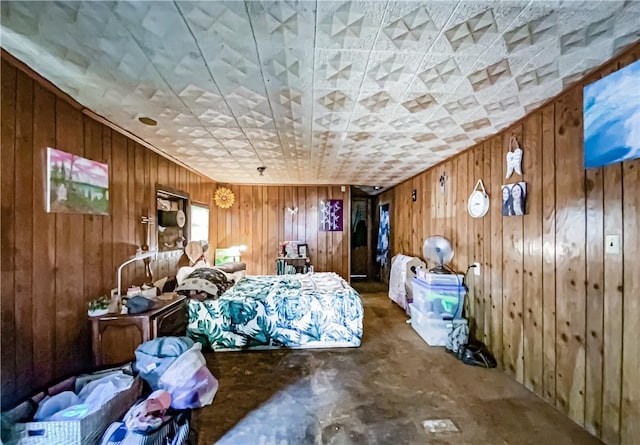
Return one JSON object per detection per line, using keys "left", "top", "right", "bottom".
{"left": 192, "top": 281, "right": 602, "bottom": 445}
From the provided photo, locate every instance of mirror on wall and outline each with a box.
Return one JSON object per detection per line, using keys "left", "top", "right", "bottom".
{"left": 156, "top": 185, "right": 189, "bottom": 253}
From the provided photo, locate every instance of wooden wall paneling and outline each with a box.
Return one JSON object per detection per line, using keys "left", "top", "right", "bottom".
{"left": 328, "top": 187, "right": 337, "bottom": 273}
{"left": 582, "top": 61, "right": 618, "bottom": 438}
{"left": 232, "top": 184, "right": 241, "bottom": 249}
{"left": 341, "top": 187, "right": 350, "bottom": 279}
{"left": 31, "top": 82, "right": 57, "bottom": 394}
{"left": 266, "top": 186, "right": 279, "bottom": 275}
{"left": 473, "top": 146, "right": 484, "bottom": 341}
{"left": 482, "top": 142, "right": 492, "bottom": 347}
{"left": 0, "top": 60, "right": 17, "bottom": 406}
{"left": 456, "top": 155, "right": 469, "bottom": 324}
{"left": 54, "top": 98, "right": 87, "bottom": 378}
{"left": 401, "top": 181, "right": 411, "bottom": 254}
{"left": 147, "top": 149, "right": 158, "bottom": 278}
{"left": 306, "top": 187, "right": 318, "bottom": 273}
{"left": 240, "top": 186, "right": 252, "bottom": 272}
{"left": 502, "top": 125, "right": 524, "bottom": 382}
{"left": 261, "top": 186, "right": 269, "bottom": 276}
{"left": 14, "top": 70, "right": 34, "bottom": 395}
{"left": 101, "top": 130, "right": 114, "bottom": 297}
{"left": 448, "top": 158, "right": 457, "bottom": 250}
{"left": 618, "top": 49, "right": 640, "bottom": 445}
{"left": 394, "top": 184, "right": 402, "bottom": 256}
{"left": 421, "top": 170, "right": 430, "bottom": 244}
{"left": 489, "top": 136, "right": 504, "bottom": 364}
{"left": 541, "top": 103, "right": 557, "bottom": 404}
{"left": 522, "top": 111, "right": 544, "bottom": 396}
{"left": 111, "top": 132, "right": 130, "bottom": 292}
{"left": 293, "top": 186, "right": 301, "bottom": 243}
{"left": 466, "top": 150, "right": 478, "bottom": 335}
{"left": 126, "top": 141, "right": 139, "bottom": 283}
{"left": 297, "top": 187, "right": 306, "bottom": 249}
{"left": 317, "top": 187, "right": 328, "bottom": 272}
{"left": 447, "top": 158, "right": 457, "bottom": 272}
{"left": 336, "top": 187, "right": 345, "bottom": 275}
{"left": 411, "top": 176, "right": 421, "bottom": 258}
{"left": 133, "top": 143, "right": 146, "bottom": 280}
{"left": 83, "top": 117, "right": 104, "bottom": 302}
{"left": 251, "top": 186, "right": 264, "bottom": 275}
{"left": 554, "top": 88, "right": 586, "bottom": 424}
{"left": 343, "top": 187, "right": 351, "bottom": 280}
{"left": 621, "top": 158, "right": 639, "bottom": 445}
{"left": 283, "top": 186, "right": 292, "bottom": 242}
{"left": 601, "top": 110, "right": 627, "bottom": 444}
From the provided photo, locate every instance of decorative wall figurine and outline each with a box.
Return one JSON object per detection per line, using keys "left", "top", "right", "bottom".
{"left": 505, "top": 136, "right": 523, "bottom": 179}
{"left": 439, "top": 171, "right": 448, "bottom": 195}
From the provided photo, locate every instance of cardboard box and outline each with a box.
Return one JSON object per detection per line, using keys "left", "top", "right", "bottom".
{"left": 3, "top": 374, "right": 142, "bottom": 445}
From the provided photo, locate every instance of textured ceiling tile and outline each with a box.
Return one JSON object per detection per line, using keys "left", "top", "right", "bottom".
{"left": 316, "top": 89, "right": 355, "bottom": 112}
{"left": 468, "top": 59, "right": 512, "bottom": 91}
{"left": 2, "top": 0, "right": 637, "bottom": 189}
{"left": 374, "top": 2, "right": 441, "bottom": 51}
{"left": 314, "top": 49, "right": 368, "bottom": 90}
{"left": 316, "top": 0, "right": 387, "bottom": 50}
{"left": 364, "top": 52, "right": 420, "bottom": 90}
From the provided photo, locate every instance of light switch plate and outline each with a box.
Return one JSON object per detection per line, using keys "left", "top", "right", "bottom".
{"left": 605, "top": 234, "right": 621, "bottom": 254}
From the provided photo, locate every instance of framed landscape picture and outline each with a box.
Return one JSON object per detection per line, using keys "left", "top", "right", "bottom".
{"left": 46, "top": 147, "right": 109, "bottom": 215}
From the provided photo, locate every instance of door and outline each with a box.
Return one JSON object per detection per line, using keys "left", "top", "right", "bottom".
{"left": 350, "top": 197, "right": 371, "bottom": 279}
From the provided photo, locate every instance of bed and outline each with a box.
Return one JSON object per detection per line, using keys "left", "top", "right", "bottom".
{"left": 183, "top": 272, "right": 363, "bottom": 351}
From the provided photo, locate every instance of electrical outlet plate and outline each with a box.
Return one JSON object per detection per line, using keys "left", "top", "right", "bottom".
{"left": 473, "top": 262, "right": 480, "bottom": 276}
{"left": 605, "top": 234, "right": 621, "bottom": 254}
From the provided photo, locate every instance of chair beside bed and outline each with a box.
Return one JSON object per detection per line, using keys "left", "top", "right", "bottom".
{"left": 179, "top": 271, "right": 364, "bottom": 351}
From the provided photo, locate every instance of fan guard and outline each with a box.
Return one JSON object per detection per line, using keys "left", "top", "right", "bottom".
{"left": 423, "top": 236, "right": 454, "bottom": 274}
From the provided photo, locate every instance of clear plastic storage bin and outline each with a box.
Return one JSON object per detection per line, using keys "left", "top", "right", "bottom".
{"left": 411, "top": 277, "right": 465, "bottom": 319}
{"left": 410, "top": 304, "right": 468, "bottom": 347}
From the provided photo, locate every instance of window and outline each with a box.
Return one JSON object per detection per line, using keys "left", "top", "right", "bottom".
{"left": 190, "top": 203, "right": 209, "bottom": 244}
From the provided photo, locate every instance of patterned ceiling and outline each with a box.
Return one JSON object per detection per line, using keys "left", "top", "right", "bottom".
{"left": 1, "top": 1, "right": 639, "bottom": 191}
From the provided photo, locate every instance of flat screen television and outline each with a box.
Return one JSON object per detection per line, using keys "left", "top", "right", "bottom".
{"left": 583, "top": 59, "right": 640, "bottom": 168}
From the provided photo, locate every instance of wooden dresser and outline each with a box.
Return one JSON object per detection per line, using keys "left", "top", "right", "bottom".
{"left": 90, "top": 295, "right": 187, "bottom": 367}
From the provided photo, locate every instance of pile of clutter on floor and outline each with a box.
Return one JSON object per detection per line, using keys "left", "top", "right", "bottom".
{"left": 1, "top": 336, "right": 217, "bottom": 445}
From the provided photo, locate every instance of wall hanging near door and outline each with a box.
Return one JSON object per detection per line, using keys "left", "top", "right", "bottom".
{"left": 376, "top": 204, "right": 390, "bottom": 266}
{"left": 319, "top": 199, "right": 343, "bottom": 231}
{"left": 505, "top": 136, "right": 523, "bottom": 179}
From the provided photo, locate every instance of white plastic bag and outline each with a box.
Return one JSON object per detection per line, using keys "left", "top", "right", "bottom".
{"left": 157, "top": 343, "right": 218, "bottom": 409}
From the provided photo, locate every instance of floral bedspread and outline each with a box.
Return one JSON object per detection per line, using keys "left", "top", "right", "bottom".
{"left": 186, "top": 272, "right": 363, "bottom": 350}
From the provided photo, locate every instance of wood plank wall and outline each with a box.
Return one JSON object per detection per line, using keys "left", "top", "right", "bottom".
{"left": 379, "top": 43, "right": 640, "bottom": 445}
{"left": 0, "top": 54, "right": 353, "bottom": 408}
{"left": 212, "top": 184, "right": 351, "bottom": 278}
{"left": 0, "top": 56, "right": 216, "bottom": 408}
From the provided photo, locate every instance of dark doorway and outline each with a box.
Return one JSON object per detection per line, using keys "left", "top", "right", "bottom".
{"left": 350, "top": 193, "right": 376, "bottom": 280}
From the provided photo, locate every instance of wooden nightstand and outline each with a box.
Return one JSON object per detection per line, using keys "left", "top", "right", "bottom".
{"left": 90, "top": 295, "right": 187, "bottom": 367}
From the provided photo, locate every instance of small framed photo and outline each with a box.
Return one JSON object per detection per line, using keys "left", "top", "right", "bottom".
{"left": 298, "top": 244, "right": 308, "bottom": 258}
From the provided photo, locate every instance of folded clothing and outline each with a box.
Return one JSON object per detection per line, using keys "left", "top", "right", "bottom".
{"left": 134, "top": 336, "right": 194, "bottom": 389}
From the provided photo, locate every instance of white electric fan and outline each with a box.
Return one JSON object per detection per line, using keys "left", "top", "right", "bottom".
{"left": 423, "top": 236, "right": 454, "bottom": 274}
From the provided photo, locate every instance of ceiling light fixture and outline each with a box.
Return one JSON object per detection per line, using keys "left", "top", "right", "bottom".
{"left": 138, "top": 116, "right": 157, "bottom": 126}
{"left": 257, "top": 166, "right": 266, "bottom": 176}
